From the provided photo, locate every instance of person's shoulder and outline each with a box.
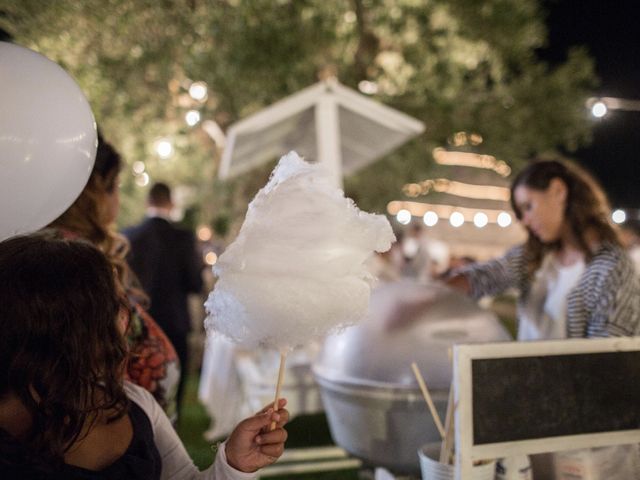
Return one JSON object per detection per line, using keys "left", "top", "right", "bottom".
{"left": 591, "top": 242, "right": 627, "bottom": 265}
{"left": 124, "top": 380, "right": 155, "bottom": 406}
{"left": 124, "top": 381, "right": 161, "bottom": 425}
{"left": 587, "top": 242, "right": 635, "bottom": 282}
{"left": 122, "top": 218, "right": 154, "bottom": 237}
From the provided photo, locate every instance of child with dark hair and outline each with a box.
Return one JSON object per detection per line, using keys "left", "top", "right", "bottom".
{"left": 0, "top": 232, "right": 288, "bottom": 479}
{"left": 48, "top": 133, "right": 182, "bottom": 420}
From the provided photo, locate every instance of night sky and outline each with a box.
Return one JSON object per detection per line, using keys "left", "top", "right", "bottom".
{"left": 541, "top": 0, "right": 640, "bottom": 210}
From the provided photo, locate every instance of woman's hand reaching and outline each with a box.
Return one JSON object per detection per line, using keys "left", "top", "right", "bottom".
{"left": 383, "top": 274, "right": 470, "bottom": 331}
{"left": 383, "top": 290, "right": 438, "bottom": 331}
{"left": 225, "top": 398, "right": 289, "bottom": 473}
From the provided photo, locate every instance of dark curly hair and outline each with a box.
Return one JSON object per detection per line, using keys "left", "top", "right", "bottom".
{"left": 510, "top": 159, "right": 620, "bottom": 275}
{"left": 0, "top": 232, "right": 128, "bottom": 471}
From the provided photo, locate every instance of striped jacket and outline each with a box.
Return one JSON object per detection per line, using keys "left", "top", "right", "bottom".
{"left": 458, "top": 243, "right": 640, "bottom": 338}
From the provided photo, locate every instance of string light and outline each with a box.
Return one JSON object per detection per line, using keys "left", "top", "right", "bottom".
{"left": 205, "top": 251, "right": 218, "bottom": 265}
{"left": 358, "top": 80, "right": 378, "bottom": 95}
{"left": 132, "top": 161, "right": 145, "bottom": 174}
{"left": 449, "top": 212, "right": 464, "bottom": 227}
{"left": 403, "top": 178, "right": 510, "bottom": 201}
{"left": 189, "top": 81, "right": 208, "bottom": 102}
{"left": 497, "top": 211, "right": 512, "bottom": 228}
{"left": 473, "top": 212, "right": 489, "bottom": 228}
{"left": 135, "top": 172, "right": 150, "bottom": 187}
{"left": 155, "top": 138, "right": 173, "bottom": 159}
{"left": 432, "top": 148, "right": 511, "bottom": 177}
{"left": 197, "top": 226, "right": 213, "bottom": 242}
{"left": 423, "top": 211, "right": 438, "bottom": 227}
{"left": 396, "top": 209, "right": 412, "bottom": 225}
{"left": 185, "top": 110, "right": 201, "bottom": 126}
{"left": 388, "top": 201, "right": 517, "bottom": 227}
{"left": 591, "top": 101, "right": 607, "bottom": 118}
{"left": 612, "top": 209, "right": 626, "bottom": 224}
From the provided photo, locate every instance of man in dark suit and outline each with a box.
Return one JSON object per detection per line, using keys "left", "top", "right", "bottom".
{"left": 124, "top": 182, "right": 203, "bottom": 416}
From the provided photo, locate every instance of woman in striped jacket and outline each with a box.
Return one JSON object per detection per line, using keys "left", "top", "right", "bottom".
{"left": 393, "top": 159, "right": 640, "bottom": 339}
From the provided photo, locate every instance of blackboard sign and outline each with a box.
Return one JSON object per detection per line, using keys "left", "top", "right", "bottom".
{"left": 453, "top": 337, "right": 640, "bottom": 480}
{"left": 472, "top": 351, "right": 640, "bottom": 444}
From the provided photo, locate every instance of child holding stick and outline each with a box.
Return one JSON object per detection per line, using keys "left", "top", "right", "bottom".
{"left": 0, "top": 232, "right": 288, "bottom": 479}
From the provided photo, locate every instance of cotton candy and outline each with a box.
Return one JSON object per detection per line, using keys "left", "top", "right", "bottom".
{"left": 204, "top": 151, "right": 395, "bottom": 350}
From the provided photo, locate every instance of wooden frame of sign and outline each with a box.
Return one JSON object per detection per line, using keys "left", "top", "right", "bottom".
{"left": 453, "top": 337, "right": 640, "bottom": 480}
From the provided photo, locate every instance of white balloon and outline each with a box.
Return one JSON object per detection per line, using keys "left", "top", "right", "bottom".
{"left": 0, "top": 42, "right": 96, "bottom": 241}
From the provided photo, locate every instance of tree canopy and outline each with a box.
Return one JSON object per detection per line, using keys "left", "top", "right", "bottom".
{"left": 0, "top": 0, "right": 597, "bottom": 231}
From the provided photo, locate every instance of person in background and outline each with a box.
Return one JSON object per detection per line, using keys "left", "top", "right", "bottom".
{"left": 0, "top": 233, "right": 288, "bottom": 479}
{"left": 124, "top": 182, "right": 204, "bottom": 418}
{"left": 47, "top": 134, "right": 180, "bottom": 421}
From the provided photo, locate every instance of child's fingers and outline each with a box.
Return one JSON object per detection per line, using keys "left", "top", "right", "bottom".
{"left": 256, "top": 398, "right": 288, "bottom": 415}
{"left": 239, "top": 409, "right": 276, "bottom": 434}
{"left": 259, "top": 443, "right": 286, "bottom": 459}
{"left": 256, "top": 427, "right": 288, "bottom": 446}
{"left": 272, "top": 407, "right": 289, "bottom": 427}
{"left": 260, "top": 408, "right": 289, "bottom": 433}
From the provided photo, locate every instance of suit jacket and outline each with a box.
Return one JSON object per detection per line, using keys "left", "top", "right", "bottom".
{"left": 124, "top": 217, "right": 203, "bottom": 337}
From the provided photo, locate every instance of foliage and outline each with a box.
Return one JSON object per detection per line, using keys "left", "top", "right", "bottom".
{"left": 0, "top": 0, "right": 596, "bottom": 227}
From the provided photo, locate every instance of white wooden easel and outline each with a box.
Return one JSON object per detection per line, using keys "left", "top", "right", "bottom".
{"left": 453, "top": 337, "right": 640, "bottom": 479}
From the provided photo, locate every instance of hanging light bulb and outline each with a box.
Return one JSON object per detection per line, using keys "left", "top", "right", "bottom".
{"left": 396, "top": 209, "right": 412, "bottom": 225}
{"left": 423, "top": 211, "right": 438, "bottom": 227}
{"left": 449, "top": 212, "right": 464, "bottom": 227}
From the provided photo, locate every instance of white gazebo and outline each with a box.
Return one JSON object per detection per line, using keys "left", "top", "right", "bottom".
{"left": 217, "top": 77, "right": 425, "bottom": 185}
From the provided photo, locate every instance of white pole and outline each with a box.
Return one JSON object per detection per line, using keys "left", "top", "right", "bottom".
{"left": 315, "top": 87, "right": 342, "bottom": 188}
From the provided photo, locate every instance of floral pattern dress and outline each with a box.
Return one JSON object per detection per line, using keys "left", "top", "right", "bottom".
{"left": 126, "top": 302, "right": 180, "bottom": 422}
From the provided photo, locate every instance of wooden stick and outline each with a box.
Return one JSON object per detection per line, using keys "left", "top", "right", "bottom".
{"left": 270, "top": 351, "right": 287, "bottom": 431}
{"left": 411, "top": 362, "right": 445, "bottom": 439}
{"left": 439, "top": 382, "right": 455, "bottom": 464}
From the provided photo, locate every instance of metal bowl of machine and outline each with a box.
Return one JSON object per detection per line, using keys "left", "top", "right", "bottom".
{"left": 312, "top": 278, "right": 512, "bottom": 474}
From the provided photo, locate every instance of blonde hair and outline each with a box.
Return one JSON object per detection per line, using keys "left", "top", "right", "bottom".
{"left": 48, "top": 136, "right": 146, "bottom": 305}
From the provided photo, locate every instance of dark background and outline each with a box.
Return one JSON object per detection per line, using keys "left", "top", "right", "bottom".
{"left": 541, "top": 0, "right": 640, "bottom": 210}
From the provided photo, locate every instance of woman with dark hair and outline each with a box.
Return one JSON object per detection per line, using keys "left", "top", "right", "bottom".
{"left": 47, "top": 134, "right": 181, "bottom": 419}
{"left": 446, "top": 158, "right": 640, "bottom": 339}
{"left": 391, "top": 159, "right": 640, "bottom": 339}
{"left": 0, "top": 233, "right": 288, "bottom": 479}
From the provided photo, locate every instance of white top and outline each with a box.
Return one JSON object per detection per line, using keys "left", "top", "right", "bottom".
{"left": 124, "top": 381, "right": 256, "bottom": 480}
{"left": 518, "top": 255, "right": 585, "bottom": 341}
{"left": 628, "top": 245, "right": 640, "bottom": 275}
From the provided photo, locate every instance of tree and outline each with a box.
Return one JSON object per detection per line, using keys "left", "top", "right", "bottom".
{"left": 0, "top": 0, "right": 596, "bottom": 227}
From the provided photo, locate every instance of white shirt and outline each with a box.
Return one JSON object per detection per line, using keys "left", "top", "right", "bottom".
{"left": 124, "top": 381, "right": 256, "bottom": 480}
{"left": 518, "top": 255, "right": 585, "bottom": 341}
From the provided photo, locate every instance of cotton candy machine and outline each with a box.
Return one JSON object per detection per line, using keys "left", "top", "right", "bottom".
{"left": 312, "top": 278, "right": 512, "bottom": 474}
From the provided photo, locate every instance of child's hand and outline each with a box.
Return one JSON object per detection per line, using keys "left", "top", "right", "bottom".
{"left": 225, "top": 398, "right": 289, "bottom": 473}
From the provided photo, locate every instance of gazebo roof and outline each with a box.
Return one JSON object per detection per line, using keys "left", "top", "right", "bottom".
{"left": 218, "top": 78, "right": 425, "bottom": 181}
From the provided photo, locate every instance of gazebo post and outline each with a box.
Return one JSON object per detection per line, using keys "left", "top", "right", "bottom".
{"left": 314, "top": 87, "right": 343, "bottom": 188}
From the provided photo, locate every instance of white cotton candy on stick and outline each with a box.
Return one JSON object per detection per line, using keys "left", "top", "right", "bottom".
{"left": 205, "top": 151, "right": 395, "bottom": 350}
{"left": 204, "top": 151, "right": 395, "bottom": 427}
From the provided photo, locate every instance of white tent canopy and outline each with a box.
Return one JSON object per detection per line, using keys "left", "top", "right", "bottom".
{"left": 217, "top": 78, "right": 425, "bottom": 185}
